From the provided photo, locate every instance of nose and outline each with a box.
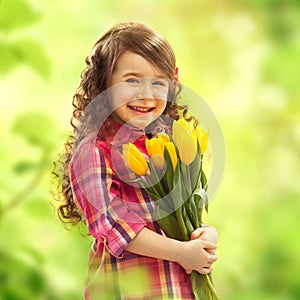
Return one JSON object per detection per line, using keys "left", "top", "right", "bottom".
{"left": 137, "top": 81, "right": 154, "bottom": 100}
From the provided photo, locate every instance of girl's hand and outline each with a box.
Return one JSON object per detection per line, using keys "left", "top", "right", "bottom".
{"left": 182, "top": 225, "right": 218, "bottom": 274}
{"left": 190, "top": 225, "right": 218, "bottom": 249}
{"left": 178, "top": 239, "right": 217, "bottom": 275}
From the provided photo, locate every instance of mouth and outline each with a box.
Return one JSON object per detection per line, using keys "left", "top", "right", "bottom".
{"left": 128, "top": 105, "right": 155, "bottom": 113}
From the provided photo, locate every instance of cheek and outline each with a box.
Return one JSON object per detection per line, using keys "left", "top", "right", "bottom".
{"left": 110, "top": 86, "right": 136, "bottom": 110}
{"left": 157, "top": 100, "right": 167, "bottom": 113}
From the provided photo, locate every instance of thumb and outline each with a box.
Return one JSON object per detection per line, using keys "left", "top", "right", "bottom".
{"left": 190, "top": 228, "right": 205, "bottom": 240}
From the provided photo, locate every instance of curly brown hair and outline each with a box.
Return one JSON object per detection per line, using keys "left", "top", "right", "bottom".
{"left": 53, "top": 22, "right": 197, "bottom": 226}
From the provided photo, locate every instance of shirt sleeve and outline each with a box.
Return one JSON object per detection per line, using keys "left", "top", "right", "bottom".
{"left": 69, "top": 138, "right": 147, "bottom": 258}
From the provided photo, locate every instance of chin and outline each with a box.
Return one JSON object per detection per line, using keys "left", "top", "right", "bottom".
{"left": 129, "top": 117, "right": 156, "bottom": 130}
{"left": 129, "top": 121, "right": 151, "bottom": 130}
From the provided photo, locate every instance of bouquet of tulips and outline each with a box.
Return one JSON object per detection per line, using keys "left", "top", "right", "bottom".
{"left": 122, "top": 118, "right": 219, "bottom": 300}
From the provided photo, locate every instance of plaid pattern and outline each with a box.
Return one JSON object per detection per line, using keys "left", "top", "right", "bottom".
{"left": 70, "top": 121, "right": 195, "bottom": 299}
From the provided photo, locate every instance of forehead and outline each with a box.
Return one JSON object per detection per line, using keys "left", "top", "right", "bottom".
{"left": 114, "top": 51, "right": 165, "bottom": 77}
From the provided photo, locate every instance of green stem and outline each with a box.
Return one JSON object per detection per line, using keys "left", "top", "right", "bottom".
{"left": 194, "top": 195, "right": 203, "bottom": 226}
{"left": 205, "top": 274, "right": 220, "bottom": 300}
{"left": 181, "top": 164, "right": 192, "bottom": 199}
{"left": 182, "top": 205, "right": 194, "bottom": 236}
{"left": 185, "top": 196, "right": 197, "bottom": 229}
{"left": 191, "top": 271, "right": 219, "bottom": 300}
{"left": 189, "top": 194, "right": 200, "bottom": 228}
{"left": 148, "top": 158, "right": 167, "bottom": 196}
{"left": 175, "top": 206, "right": 189, "bottom": 241}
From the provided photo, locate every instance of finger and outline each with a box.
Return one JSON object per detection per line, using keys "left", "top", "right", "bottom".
{"left": 208, "top": 254, "right": 217, "bottom": 263}
{"left": 200, "top": 267, "right": 213, "bottom": 275}
{"left": 206, "top": 260, "right": 217, "bottom": 268}
{"left": 206, "top": 249, "right": 216, "bottom": 255}
{"left": 202, "top": 240, "right": 217, "bottom": 250}
{"left": 190, "top": 228, "right": 205, "bottom": 240}
{"left": 185, "top": 269, "right": 192, "bottom": 275}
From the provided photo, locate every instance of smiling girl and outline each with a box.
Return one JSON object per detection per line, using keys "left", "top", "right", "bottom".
{"left": 55, "top": 22, "right": 218, "bottom": 299}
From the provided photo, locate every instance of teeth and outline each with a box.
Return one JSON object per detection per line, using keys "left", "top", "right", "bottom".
{"left": 130, "top": 106, "right": 151, "bottom": 112}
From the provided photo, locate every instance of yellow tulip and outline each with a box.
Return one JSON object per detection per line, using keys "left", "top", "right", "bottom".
{"left": 192, "top": 126, "right": 208, "bottom": 153}
{"left": 172, "top": 120, "right": 197, "bottom": 165}
{"left": 177, "top": 118, "right": 189, "bottom": 130}
{"left": 123, "top": 143, "right": 148, "bottom": 176}
{"left": 157, "top": 133, "right": 170, "bottom": 143}
{"left": 165, "top": 141, "right": 178, "bottom": 170}
{"left": 145, "top": 137, "right": 165, "bottom": 169}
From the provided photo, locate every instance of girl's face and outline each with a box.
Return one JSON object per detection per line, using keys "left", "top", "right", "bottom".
{"left": 109, "top": 51, "right": 169, "bottom": 129}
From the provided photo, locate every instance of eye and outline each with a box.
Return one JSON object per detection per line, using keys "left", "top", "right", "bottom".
{"left": 152, "top": 79, "right": 168, "bottom": 87}
{"left": 126, "top": 78, "right": 140, "bottom": 84}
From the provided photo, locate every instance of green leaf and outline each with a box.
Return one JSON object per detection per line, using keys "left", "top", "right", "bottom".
{"left": 171, "top": 166, "right": 185, "bottom": 210}
{"left": 0, "top": 39, "right": 51, "bottom": 78}
{"left": 187, "top": 194, "right": 200, "bottom": 228}
{"left": 13, "top": 160, "right": 38, "bottom": 174}
{"left": 13, "top": 38, "right": 51, "bottom": 78}
{"left": 143, "top": 175, "right": 173, "bottom": 213}
{"left": 143, "top": 186, "right": 163, "bottom": 201}
{"left": 24, "top": 197, "right": 51, "bottom": 219}
{"left": 0, "top": 0, "right": 41, "bottom": 31}
{"left": 148, "top": 157, "right": 166, "bottom": 195}
{"left": 188, "top": 140, "right": 202, "bottom": 190}
{"left": 178, "top": 165, "right": 192, "bottom": 205}
{"left": 153, "top": 207, "right": 185, "bottom": 240}
{"left": 180, "top": 163, "right": 192, "bottom": 197}
{"left": 200, "top": 168, "right": 208, "bottom": 190}
{"left": 12, "top": 111, "right": 57, "bottom": 151}
{"left": 0, "top": 42, "right": 19, "bottom": 74}
{"left": 163, "top": 147, "right": 175, "bottom": 191}
{"left": 0, "top": 249, "right": 46, "bottom": 299}
{"left": 175, "top": 206, "right": 189, "bottom": 241}
{"left": 193, "top": 188, "right": 208, "bottom": 207}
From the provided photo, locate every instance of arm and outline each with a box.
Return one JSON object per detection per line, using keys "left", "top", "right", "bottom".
{"left": 70, "top": 140, "right": 148, "bottom": 257}
{"left": 71, "top": 140, "right": 217, "bottom": 272}
{"left": 125, "top": 227, "right": 217, "bottom": 275}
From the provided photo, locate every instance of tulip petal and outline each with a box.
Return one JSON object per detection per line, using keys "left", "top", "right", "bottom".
{"left": 123, "top": 143, "right": 148, "bottom": 176}
{"left": 165, "top": 142, "right": 177, "bottom": 171}
{"left": 172, "top": 120, "right": 197, "bottom": 165}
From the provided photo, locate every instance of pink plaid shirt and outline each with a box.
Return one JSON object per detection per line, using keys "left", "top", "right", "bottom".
{"left": 70, "top": 120, "right": 195, "bottom": 299}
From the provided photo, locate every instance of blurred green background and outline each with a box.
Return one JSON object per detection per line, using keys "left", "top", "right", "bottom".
{"left": 1, "top": 0, "right": 299, "bottom": 299}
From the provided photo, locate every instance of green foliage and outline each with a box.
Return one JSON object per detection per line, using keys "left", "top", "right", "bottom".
{"left": 0, "top": 0, "right": 50, "bottom": 77}
{"left": 0, "top": 42, "right": 20, "bottom": 74}
{"left": 0, "top": 0, "right": 41, "bottom": 31}
{"left": 0, "top": 249, "right": 47, "bottom": 299}
{"left": 12, "top": 111, "right": 57, "bottom": 152}
{"left": 262, "top": 44, "right": 300, "bottom": 97}
{"left": 118, "top": 268, "right": 149, "bottom": 296}
{"left": 23, "top": 197, "right": 51, "bottom": 219}
{"left": 1, "top": 0, "right": 300, "bottom": 299}
{"left": 0, "top": 39, "right": 51, "bottom": 78}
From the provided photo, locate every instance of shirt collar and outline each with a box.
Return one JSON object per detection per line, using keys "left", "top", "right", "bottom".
{"left": 97, "top": 116, "right": 172, "bottom": 147}
{"left": 97, "top": 119, "right": 145, "bottom": 147}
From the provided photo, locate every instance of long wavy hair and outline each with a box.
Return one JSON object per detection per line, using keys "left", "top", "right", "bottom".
{"left": 53, "top": 22, "right": 197, "bottom": 226}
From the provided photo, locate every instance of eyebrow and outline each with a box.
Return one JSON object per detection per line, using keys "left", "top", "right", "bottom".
{"left": 122, "top": 72, "right": 166, "bottom": 78}
{"left": 122, "top": 72, "right": 142, "bottom": 78}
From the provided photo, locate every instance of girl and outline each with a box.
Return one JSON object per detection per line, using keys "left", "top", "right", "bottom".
{"left": 55, "top": 22, "right": 218, "bottom": 299}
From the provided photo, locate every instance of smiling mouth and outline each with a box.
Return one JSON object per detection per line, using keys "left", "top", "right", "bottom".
{"left": 128, "top": 105, "right": 154, "bottom": 113}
